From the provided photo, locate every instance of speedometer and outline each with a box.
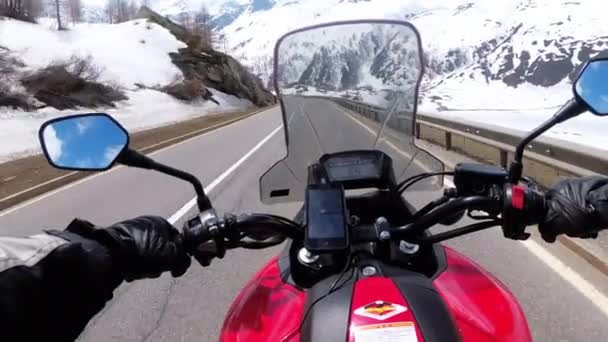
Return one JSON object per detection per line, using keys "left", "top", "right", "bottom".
{"left": 320, "top": 150, "right": 388, "bottom": 186}
{"left": 319, "top": 150, "right": 395, "bottom": 190}
{"left": 325, "top": 157, "right": 381, "bottom": 181}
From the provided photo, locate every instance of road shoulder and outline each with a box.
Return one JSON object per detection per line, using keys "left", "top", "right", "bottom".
{"left": 0, "top": 107, "right": 272, "bottom": 212}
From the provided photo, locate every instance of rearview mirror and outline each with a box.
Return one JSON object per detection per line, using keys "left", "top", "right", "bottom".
{"left": 39, "top": 113, "right": 129, "bottom": 171}
{"left": 574, "top": 58, "right": 608, "bottom": 116}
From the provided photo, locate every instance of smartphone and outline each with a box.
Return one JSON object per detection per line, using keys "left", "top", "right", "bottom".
{"left": 304, "top": 184, "right": 348, "bottom": 252}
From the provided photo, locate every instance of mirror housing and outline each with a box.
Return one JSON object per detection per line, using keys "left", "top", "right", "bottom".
{"left": 38, "top": 113, "right": 129, "bottom": 171}
{"left": 574, "top": 57, "right": 608, "bottom": 116}
{"left": 38, "top": 113, "right": 215, "bottom": 212}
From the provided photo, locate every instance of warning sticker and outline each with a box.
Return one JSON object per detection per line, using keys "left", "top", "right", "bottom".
{"left": 354, "top": 322, "right": 418, "bottom": 342}
{"left": 353, "top": 301, "right": 407, "bottom": 321}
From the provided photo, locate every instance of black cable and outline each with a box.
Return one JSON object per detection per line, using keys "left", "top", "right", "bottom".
{"left": 411, "top": 195, "right": 449, "bottom": 220}
{"left": 393, "top": 196, "right": 495, "bottom": 238}
{"left": 281, "top": 256, "right": 354, "bottom": 342}
{"left": 398, "top": 171, "right": 454, "bottom": 194}
{"left": 397, "top": 173, "right": 430, "bottom": 192}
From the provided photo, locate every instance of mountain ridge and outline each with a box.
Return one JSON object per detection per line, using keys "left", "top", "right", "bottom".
{"left": 193, "top": 0, "right": 606, "bottom": 111}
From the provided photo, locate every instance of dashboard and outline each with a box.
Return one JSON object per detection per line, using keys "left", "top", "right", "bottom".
{"left": 320, "top": 150, "right": 391, "bottom": 188}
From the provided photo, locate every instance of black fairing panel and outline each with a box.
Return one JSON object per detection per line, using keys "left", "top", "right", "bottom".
{"left": 300, "top": 273, "right": 356, "bottom": 342}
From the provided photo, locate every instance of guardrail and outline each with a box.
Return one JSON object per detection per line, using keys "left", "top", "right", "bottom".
{"left": 326, "top": 96, "right": 607, "bottom": 187}
{"left": 330, "top": 97, "right": 414, "bottom": 133}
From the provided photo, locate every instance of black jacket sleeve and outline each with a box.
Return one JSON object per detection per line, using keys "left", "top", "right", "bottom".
{"left": 0, "top": 219, "right": 124, "bottom": 342}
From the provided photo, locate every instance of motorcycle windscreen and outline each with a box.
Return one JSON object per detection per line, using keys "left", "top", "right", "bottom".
{"left": 260, "top": 21, "right": 444, "bottom": 204}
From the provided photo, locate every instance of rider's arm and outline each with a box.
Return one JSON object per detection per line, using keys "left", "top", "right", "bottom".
{"left": 0, "top": 219, "right": 123, "bottom": 342}
{"left": 0, "top": 216, "right": 190, "bottom": 342}
{"left": 540, "top": 176, "right": 608, "bottom": 242}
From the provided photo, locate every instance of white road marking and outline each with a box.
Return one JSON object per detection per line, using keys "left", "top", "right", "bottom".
{"left": 344, "top": 109, "right": 376, "bottom": 135}
{"left": 0, "top": 111, "right": 272, "bottom": 218}
{"left": 168, "top": 125, "right": 283, "bottom": 224}
{"left": 521, "top": 239, "right": 608, "bottom": 317}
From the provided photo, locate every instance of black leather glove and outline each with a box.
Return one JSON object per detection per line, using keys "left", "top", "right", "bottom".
{"left": 92, "top": 216, "right": 192, "bottom": 281}
{"left": 539, "top": 177, "right": 608, "bottom": 242}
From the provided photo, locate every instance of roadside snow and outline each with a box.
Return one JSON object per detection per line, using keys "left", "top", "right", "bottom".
{"left": 0, "top": 18, "right": 185, "bottom": 87}
{"left": 419, "top": 79, "right": 608, "bottom": 149}
{"left": 0, "top": 89, "right": 253, "bottom": 162}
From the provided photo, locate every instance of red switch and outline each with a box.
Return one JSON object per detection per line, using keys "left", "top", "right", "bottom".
{"left": 511, "top": 185, "right": 525, "bottom": 210}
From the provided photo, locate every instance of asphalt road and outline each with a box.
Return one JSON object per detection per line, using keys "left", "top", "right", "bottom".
{"left": 1, "top": 100, "right": 607, "bottom": 341}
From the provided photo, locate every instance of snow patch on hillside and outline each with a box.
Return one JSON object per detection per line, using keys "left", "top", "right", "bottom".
{"left": 0, "top": 18, "right": 185, "bottom": 88}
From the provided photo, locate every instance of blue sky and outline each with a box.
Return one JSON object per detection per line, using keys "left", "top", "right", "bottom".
{"left": 43, "top": 115, "right": 127, "bottom": 169}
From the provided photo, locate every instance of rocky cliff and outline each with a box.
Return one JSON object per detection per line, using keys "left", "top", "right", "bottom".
{"left": 136, "top": 6, "right": 275, "bottom": 106}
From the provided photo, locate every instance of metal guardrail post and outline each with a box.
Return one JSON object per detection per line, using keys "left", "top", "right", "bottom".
{"left": 500, "top": 150, "right": 508, "bottom": 168}
{"left": 445, "top": 132, "right": 452, "bottom": 151}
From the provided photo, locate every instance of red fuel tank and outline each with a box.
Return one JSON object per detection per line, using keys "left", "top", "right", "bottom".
{"left": 220, "top": 246, "right": 531, "bottom": 342}
{"left": 433, "top": 247, "right": 532, "bottom": 341}
{"left": 220, "top": 256, "right": 306, "bottom": 342}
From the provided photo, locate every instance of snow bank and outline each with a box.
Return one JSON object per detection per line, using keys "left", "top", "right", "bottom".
{"left": 0, "top": 88, "right": 253, "bottom": 162}
{"left": 419, "top": 79, "right": 608, "bottom": 149}
{"left": 0, "top": 18, "right": 185, "bottom": 87}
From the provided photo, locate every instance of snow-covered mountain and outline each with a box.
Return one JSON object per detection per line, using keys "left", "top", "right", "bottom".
{"left": 276, "top": 22, "right": 422, "bottom": 108}
{"left": 278, "top": 24, "right": 420, "bottom": 89}
{"left": 72, "top": 0, "right": 608, "bottom": 147}
{"left": 190, "top": 0, "right": 608, "bottom": 148}
{"left": 194, "top": 0, "right": 606, "bottom": 108}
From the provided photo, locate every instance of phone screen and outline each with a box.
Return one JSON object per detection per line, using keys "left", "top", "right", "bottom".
{"left": 305, "top": 186, "right": 348, "bottom": 251}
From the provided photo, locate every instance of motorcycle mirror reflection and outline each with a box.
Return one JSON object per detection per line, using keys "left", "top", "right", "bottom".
{"left": 574, "top": 58, "right": 608, "bottom": 116}
{"left": 38, "top": 113, "right": 129, "bottom": 171}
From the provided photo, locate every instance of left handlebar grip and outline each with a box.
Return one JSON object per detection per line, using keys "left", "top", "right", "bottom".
{"left": 182, "top": 216, "right": 210, "bottom": 254}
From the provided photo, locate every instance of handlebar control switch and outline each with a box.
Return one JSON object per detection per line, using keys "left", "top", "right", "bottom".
{"left": 454, "top": 163, "right": 508, "bottom": 197}
{"left": 502, "top": 184, "right": 546, "bottom": 240}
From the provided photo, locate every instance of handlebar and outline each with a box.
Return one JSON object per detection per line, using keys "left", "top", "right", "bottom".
{"left": 182, "top": 212, "right": 303, "bottom": 255}
{"left": 181, "top": 183, "right": 547, "bottom": 258}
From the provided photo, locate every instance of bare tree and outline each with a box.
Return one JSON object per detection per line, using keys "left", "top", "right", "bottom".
{"left": 54, "top": 0, "right": 64, "bottom": 29}
{"left": 104, "top": 0, "right": 136, "bottom": 24}
{"left": 23, "top": 0, "right": 43, "bottom": 18}
{"left": 217, "top": 33, "right": 228, "bottom": 53}
{"left": 192, "top": 4, "right": 215, "bottom": 50}
{"left": 104, "top": 0, "right": 115, "bottom": 23}
{"left": 67, "top": 0, "right": 81, "bottom": 23}
{"left": 127, "top": 0, "right": 138, "bottom": 19}
{"left": 1, "top": 0, "right": 42, "bottom": 21}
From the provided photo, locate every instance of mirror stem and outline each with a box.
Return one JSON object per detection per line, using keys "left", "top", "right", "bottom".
{"left": 508, "top": 98, "right": 586, "bottom": 183}
{"left": 117, "top": 149, "right": 213, "bottom": 211}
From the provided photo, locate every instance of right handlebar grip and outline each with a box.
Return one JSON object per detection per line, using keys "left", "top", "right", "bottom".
{"left": 502, "top": 184, "right": 547, "bottom": 240}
